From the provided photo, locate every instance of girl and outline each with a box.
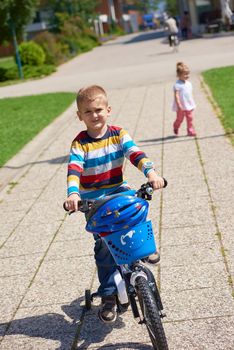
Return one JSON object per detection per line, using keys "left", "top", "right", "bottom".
{"left": 173, "top": 62, "right": 196, "bottom": 136}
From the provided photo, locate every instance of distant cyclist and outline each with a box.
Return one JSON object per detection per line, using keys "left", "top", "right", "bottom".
{"left": 164, "top": 14, "right": 179, "bottom": 47}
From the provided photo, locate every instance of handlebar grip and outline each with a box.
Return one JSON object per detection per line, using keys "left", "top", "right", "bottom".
{"left": 163, "top": 178, "right": 168, "bottom": 188}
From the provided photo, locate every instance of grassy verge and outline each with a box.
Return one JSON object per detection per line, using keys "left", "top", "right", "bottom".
{"left": 202, "top": 66, "right": 234, "bottom": 144}
{"left": 0, "top": 92, "right": 75, "bottom": 167}
{"left": 0, "top": 56, "right": 15, "bottom": 69}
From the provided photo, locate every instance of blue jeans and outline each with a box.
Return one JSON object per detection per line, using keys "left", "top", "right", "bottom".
{"left": 94, "top": 235, "right": 117, "bottom": 296}
{"left": 92, "top": 186, "right": 130, "bottom": 297}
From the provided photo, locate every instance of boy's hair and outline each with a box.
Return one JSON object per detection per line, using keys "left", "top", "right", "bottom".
{"left": 176, "top": 62, "right": 190, "bottom": 76}
{"left": 76, "top": 85, "right": 108, "bottom": 110}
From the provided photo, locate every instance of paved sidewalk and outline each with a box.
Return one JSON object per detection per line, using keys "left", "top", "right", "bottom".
{"left": 0, "top": 32, "right": 234, "bottom": 349}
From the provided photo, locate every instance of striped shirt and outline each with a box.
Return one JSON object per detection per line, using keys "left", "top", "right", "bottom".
{"left": 67, "top": 125, "right": 154, "bottom": 199}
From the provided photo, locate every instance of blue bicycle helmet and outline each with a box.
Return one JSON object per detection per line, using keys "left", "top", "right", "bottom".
{"left": 86, "top": 194, "right": 149, "bottom": 234}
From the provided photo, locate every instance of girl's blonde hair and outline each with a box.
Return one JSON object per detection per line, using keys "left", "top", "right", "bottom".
{"left": 176, "top": 62, "right": 190, "bottom": 76}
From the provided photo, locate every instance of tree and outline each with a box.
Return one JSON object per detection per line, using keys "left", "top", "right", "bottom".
{"left": 165, "top": 0, "right": 178, "bottom": 16}
{"left": 124, "top": 0, "right": 159, "bottom": 13}
{"left": 40, "top": 0, "right": 98, "bottom": 23}
{"left": 0, "top": 0, "right": 39, "bottom": 43}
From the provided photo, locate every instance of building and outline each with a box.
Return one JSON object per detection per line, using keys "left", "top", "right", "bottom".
{"left": 94, "top": 0, "right": 125, "bottom": 35}
{"left": 178, "top": 0, "right": 234, "bottom": 34}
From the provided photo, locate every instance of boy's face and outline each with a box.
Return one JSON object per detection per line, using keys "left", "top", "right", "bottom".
{"left": 77, "top": 95, "right": 111, "bottom": 134}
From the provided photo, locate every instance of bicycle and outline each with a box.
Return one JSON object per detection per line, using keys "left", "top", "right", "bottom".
{"left": 169, "top": 33, "right": 179, "bottom": 52}
{"left": 64, "top": 181, "right": 169, "bottom": 350}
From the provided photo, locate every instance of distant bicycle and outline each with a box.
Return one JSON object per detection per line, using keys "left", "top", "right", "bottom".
{"left": 169, "top": 34, "right": 179, "bottom": 52}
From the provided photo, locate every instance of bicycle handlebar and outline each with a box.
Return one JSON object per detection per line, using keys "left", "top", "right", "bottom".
{"left": 63, "top": 178, "right": 167, "bottom": 214}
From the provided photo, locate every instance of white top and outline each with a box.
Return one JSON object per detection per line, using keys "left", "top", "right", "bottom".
{"left": 172, "top": 80, "right": 196, "bottom": 111}
{"left": 165, "top": 17, "right": 179, "bottom": 34}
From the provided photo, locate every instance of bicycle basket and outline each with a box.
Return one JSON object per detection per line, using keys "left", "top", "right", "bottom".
{"left": 102, "top": 220, "right": 156, "bottom": 265}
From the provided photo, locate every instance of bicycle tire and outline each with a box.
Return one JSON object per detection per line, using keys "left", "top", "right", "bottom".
{"left": 136, "top": 276, "right": 168, "bottom": 350}
{"left": 140, "top": 264, "right": 164, "bottom": 312}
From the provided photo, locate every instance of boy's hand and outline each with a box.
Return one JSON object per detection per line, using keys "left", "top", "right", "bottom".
{"left": 64, "top": 193, "right": 81, "bottom": 212}
{"left": 147, "top": 171, "right": 165, "bottom": 190}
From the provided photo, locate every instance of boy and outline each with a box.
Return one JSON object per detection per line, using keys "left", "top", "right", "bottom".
{"left": 65, "top": 85, "right": 164, "bottom": 323}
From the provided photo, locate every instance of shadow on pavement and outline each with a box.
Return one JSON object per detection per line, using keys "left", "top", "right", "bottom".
{"left": 0, "top": 311, "right": 78, "bottom": 350}
{"left": 124, "top": 30, "right": 165, "bottom": 44}
{"left": 1, "top": 155, "right": 68, "bottom": 170}
{"left": 96, "top": 343, "right": 152, "bottom": 350}
{"left": 0, "top": 297, "right": 84, "bottom": 350}
{"left": 138, "top": 132, "right": 233, "bottom": 147}
{"left": 0, "top": 296, "right": 150, "bottom": 350}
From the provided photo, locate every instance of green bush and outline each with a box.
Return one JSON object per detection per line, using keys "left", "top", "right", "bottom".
{"left": 22, "top": 64, "right": 56, "bottom": 78}
{"left": 54, "top": 13, "right": 100, "bottom": 57}
{"left": 18, "top": 41, "right": 45, "bottom": 66}
{"left": 76, "top": 37, "right": 97, "bottom": 52}
{"left": 0, "top": 64, "right": 55, "bottom": 82}
{"left": 0, "top": 67, "right": 7, "bottom": 81}
{"left": 4, "top": 66, "right": 18, "bottom": 80}
{"left": 0, "top": 66, "right": 18, "bottom": 81}
{"left": 33, "top": 31, "right": 68, "bottom": 65}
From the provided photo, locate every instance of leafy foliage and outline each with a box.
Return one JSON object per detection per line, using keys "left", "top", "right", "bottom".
{"left": 53, "top": 13, "right": 99, "bottom": 57}
{"left": 0, "top": 0, "right": 38, "bottom": 43}
{"left": 18, "top": 41, "right": 45, "bottom": 66}
{"left": 165, "top": 0, "right": 178, "bottom": 16}
{"left": 124, "top": 0, "right": 159, "bottom": 13}
{"left": 33, "top": 31, "right": 68, "bottom": 65}
{"left": 40, "top": 0, "right": 98, "bottom": 25}
{"left": 0, "top": 62, "right": 55, "bottom": 82}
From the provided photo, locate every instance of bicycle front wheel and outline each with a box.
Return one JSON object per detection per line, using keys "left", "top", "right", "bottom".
{"left": 136, "top": 276, "right": 168, "bottom": 350}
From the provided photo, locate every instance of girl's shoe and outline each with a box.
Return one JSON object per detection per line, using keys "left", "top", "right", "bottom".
{"left": 187, "top": 131, "right": 196, "bottom": 136}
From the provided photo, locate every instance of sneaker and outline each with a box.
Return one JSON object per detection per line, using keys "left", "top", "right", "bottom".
{"left": 173, "top": 127, "right": 178, "bottom": 136}
{"left": 187, "top": 131, "right": 196, "bottom": 137}
{"left": 98, "top": 295, "right": 117, "bottom": 323}
{"left": 146, "top": 251, "right": 161, "bottom": 264}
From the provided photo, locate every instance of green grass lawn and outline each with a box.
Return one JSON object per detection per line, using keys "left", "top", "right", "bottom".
{"left": 202, "top": 66, "right": 234, "bottom": 141}
{"left": 0, "top": 92, "right": 75, "bottom": 167}
{"left": 0, "top": 56, "right": 15, "bottom": 69}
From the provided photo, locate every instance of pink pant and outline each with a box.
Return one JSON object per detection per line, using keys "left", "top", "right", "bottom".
{"left": 173, "top": 109, "right": 195, "bottom": 134}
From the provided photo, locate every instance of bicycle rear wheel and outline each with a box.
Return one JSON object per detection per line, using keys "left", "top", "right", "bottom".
{"left": 136, "top": 276, "right": 168, "bottom": 350}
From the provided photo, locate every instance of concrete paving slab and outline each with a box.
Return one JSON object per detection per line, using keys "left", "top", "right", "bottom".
{"left": 1, "top": 303, "right": 81, "bottom": 350}
{"left": 1, "top": 253, "right": 42, "bottom": 277}
{"left": 0, "top": 334, "right": 62, "bottom": 350}
{"left": 77, "top": 311, "right": 152, "bottom": 349}
{"left": 161, "top": 240, "right": 223, "bottom": 267}
{"left": 44, "top": 238, "right": 94, "bottom": 261}
{"left": 21, "top": 256, "right": 95, "bottom": 308}
{"left": 161, "top": 225, "right": 217, "bottom": 246}
{"left": 164, "top": 316, "right": 234, "bottom": 350}
{"left": 163, "top": 286, "right": 234, "bottom": 321}
{"left": 161, "top": 261, "right": 230, "bottom": 291}
{"left": 0, "top": 236, "right": 52, "bottom": 258}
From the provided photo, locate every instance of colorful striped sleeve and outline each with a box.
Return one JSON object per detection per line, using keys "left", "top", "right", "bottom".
{"left": 67, "top": 140, "right": 85, "bottom": 196}
{"left": 119, "top": 128, "right": 155, "bottom": 176}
